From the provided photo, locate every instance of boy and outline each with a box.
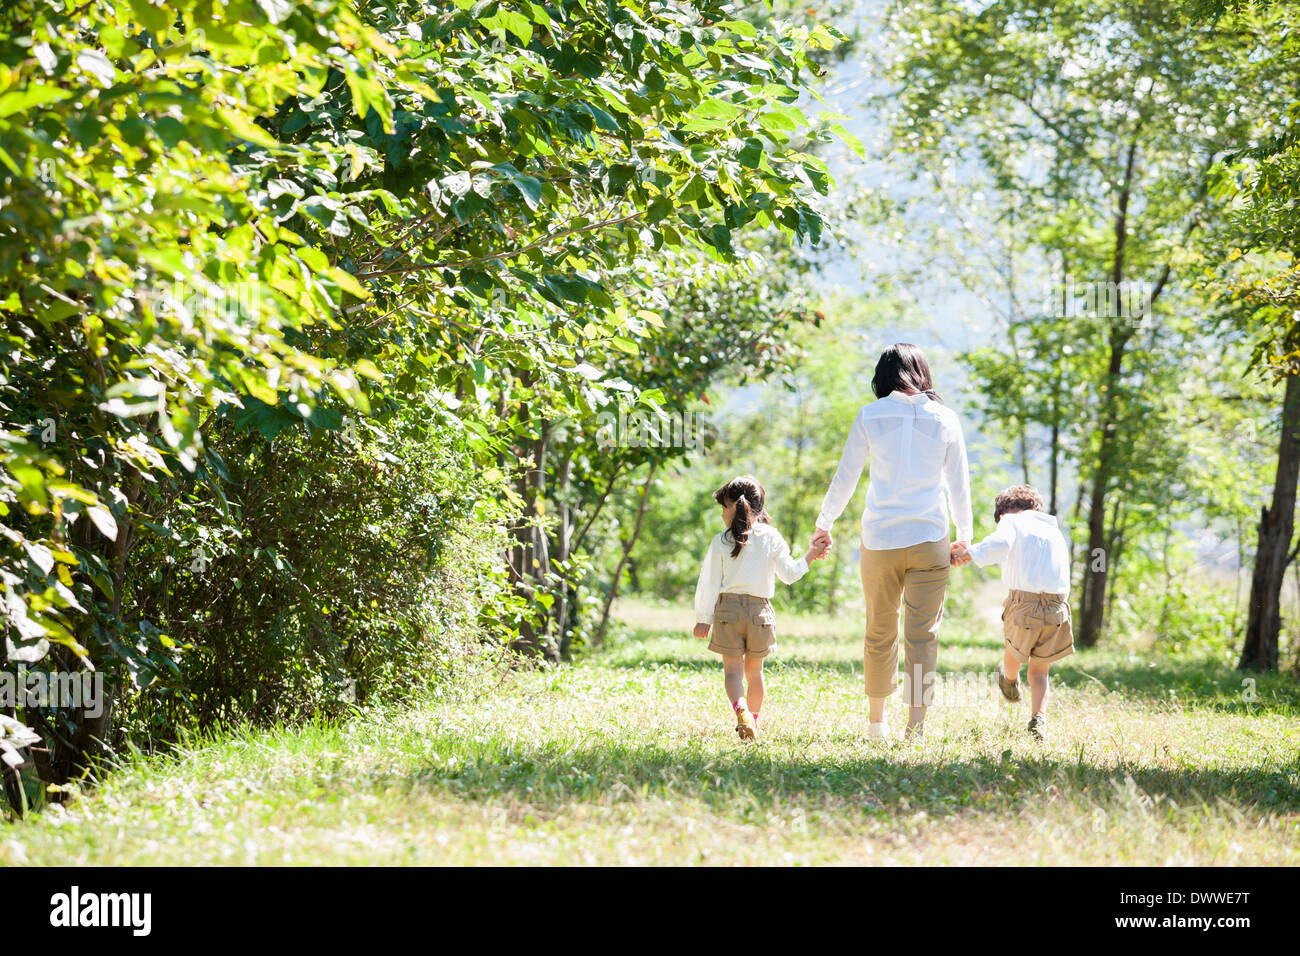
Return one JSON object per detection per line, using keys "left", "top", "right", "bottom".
{"left": 951, "top": 485, "right": 1072, "bottom": 740}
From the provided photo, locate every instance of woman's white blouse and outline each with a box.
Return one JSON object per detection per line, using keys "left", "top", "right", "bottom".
{"left": 815, "top": 390, "right": 974, "bottom": 550}
{"left": 694, "top": 524, "right": 809, "bottom": 624}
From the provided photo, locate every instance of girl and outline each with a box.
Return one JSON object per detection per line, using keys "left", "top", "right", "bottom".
{"left": 693, "top": 476, "right": 826, "bottom": 740}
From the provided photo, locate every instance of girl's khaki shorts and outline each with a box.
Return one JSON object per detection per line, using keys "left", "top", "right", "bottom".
{"left": 708, "top": 593, "right": 776, "bottom": 658}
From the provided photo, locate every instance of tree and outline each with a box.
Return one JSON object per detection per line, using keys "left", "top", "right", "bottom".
{"left": 881, "top": 0, "right": 1286, "bottom": 645}
{"left": 0, "top": 0, "right": 853, "bottom": 805}
{"left": 1189, "top": 0, "right": 1300, "bottom": 670}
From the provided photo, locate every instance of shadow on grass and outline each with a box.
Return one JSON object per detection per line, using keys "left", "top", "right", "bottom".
{"left": 1043, "top": 657, "right": 1300, "bottom": 713}
{"left": 606, "top": 645, "right": 1300, "bottom": 715}
{"left": 382, "top": 739, "right": 1300, "bottom": 823}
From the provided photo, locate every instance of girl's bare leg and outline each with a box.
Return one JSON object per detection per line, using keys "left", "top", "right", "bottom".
{"left": 744, "top": 655, "right": 765, "bottom": 716}
{"left": 722, "top": 655, "right": 745, "bottom": 708}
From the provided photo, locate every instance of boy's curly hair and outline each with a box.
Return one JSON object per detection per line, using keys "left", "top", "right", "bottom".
{"left": 993, "top": 484, "right": 1046, "bottom": 523}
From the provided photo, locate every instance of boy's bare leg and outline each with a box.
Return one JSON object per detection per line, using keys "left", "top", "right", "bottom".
{"left": 722, "top": 655, "right": 745, "bottom": 707}
{"left": 744, "top": 654, "right": 765, "bottom": 717}
{"left": 1002, "top": 649, "right": 1022, "bottom": 685}
{"left": 1027, "top": 658, "right": 1051, "bottom": 715}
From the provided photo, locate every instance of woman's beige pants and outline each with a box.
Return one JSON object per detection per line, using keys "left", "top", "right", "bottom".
{"left": 859, "top": 537, "right": 950, "bottom": 705}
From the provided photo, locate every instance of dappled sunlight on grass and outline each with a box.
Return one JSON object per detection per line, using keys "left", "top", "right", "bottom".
{"left": 3, "top": 601, "right": 1298, "bottom": 865}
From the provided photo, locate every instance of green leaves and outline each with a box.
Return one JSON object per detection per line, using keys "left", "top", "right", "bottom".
{"left": 256, "top": 0, "right": 294, "bottom": 25}
{"left": 216, "top": 107, "right": 277, "bottom": 148}
{"left": 485, "top": 9, "right": 533, "bottom": 44}
{"left": 493, "top": 162, "right": 543, "bottom": 210}
{"left": 127, "top": 0, "right": 172, "bottom": 35}
{"left": 87, "top": 504, "right": 119, "bottom": 542}
{"left": 74, "top": 49, "right": 115, "bottom": 87}
{"left": 0, "top": 0, "right": 842, "bottom": 780}
{"left": 0, "top": 84, "right": 70, "bottom": 119}
{"left": 100, "top": 377, "right": 165, "bottom": 419}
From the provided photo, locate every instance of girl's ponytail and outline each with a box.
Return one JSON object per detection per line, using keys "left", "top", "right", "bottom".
{"left": 714, "top": 475, "right": 772, "bottom": 558}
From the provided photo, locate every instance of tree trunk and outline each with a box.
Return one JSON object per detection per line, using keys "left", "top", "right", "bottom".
{"left": 1078, "top": 328, "right": 1126, "bottom": 648}
{"left": 1048, "top": 366, "right": 1061, "bottom": 515}
{"left": 508, "top": 398, "right": 559, "bottom": 660}
{"left": 554, "top": 452, "right": 574, "bottom": 657}
{"left": 593, "top": 462, "right": 657, "bottom": 647}
{"left": 1240, "top": 370, "right": 1300, "bottom": 671}
{"left": 1078, "top": 137, "right": 1139, "bottom": 648}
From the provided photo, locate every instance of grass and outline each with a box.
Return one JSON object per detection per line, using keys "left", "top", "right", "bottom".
{"left": 4, "top": 592, "right": 1299, "bottom": 865}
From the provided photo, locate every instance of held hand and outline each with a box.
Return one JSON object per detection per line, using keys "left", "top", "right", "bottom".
{"left": 949, "top": 541, "right": 971, "bottom": 567}
{"left": 693, "top": 622, "right": 710, "bottom": 640}
{"left": 811, "top": 528, "right": 833, "bottom": 553}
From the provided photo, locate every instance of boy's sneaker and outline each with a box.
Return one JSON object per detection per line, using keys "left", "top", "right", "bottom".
{"left": 866, "top": 720, "right": 890, "bottom": 741}
{"left": 996, "top": 664, "right": 1021, "bottom": 703}
{"left": 1027, "top": 714, "right": 1047, "bottom": 741}
{"left": 735, "top": 708, "right": 757, "bottom": 741}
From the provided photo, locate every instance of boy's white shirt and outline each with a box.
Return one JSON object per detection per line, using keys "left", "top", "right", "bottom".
{"left": 814, "top": 390, "right": 974, "bottom": 549}
{"left": 966, "top": 509, "right": 1071, "bottom": 595}
{"left": 694, "top": 523, "right": 809, "bottom": 624}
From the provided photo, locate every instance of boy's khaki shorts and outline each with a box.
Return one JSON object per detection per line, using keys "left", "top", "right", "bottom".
{"left": 1002, "top": 589, "right": 1074, "bottom": 663}
{"left": 707, "top": 593, "right": 776, "bottom": 658}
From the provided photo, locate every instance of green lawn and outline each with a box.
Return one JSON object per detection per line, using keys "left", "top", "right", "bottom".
{"left": 4, "top": 599, "right": 1299, "bottom": 865}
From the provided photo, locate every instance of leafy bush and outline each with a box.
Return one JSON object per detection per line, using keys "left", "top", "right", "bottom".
{"left": 118, "top": 412, "right": 515, "bottom": 740}
{"left": 0, "top": 0, "right": 845, "bottom": 812}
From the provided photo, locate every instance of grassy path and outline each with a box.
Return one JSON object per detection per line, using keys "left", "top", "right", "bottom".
{"left": 4, "top": 602, "right": 1299, "bottom": 865}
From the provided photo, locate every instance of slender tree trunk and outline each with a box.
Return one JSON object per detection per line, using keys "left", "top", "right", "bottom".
{"left": 784, "top": 389, "right": 808, "bottom": 547}
{"left": 1078, "top": 329, "right": 1126, "bottom": 647}
{"left": 1078, "top": 138, "right": 1139, "bottom": 648}
{"left": 530, "top": 424, "right": 558, "bottom": 661}
{"left": 594, "top": 462, "right": 657, "bottom": 647}
{"left": 508, "top": 391, "right": 559, "bottom": 659}
{"left": 1104, "top": 497, "right": 1127, "bottom": 627}
{"left": 1048, "top": 367, "right": 1061, "bottom": 515}
{"left": 554, "top": 452, "right": 574, "bottom": 657}
{"left": 1050, "top": 254, "right": 1066, "bottom": 515}
{"left": 1240, "top": 370, "right": 1300, "bottom": 671}
{"left": 570, "top": 465, "right": 624, "bottom": 556}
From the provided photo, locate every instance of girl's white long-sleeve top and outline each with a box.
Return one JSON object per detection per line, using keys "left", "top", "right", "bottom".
{"left": 694, "top": 524, "right": 809, "bottom": 624}
{"left": 814, "top": 390, "right": 974, "bottom": 550}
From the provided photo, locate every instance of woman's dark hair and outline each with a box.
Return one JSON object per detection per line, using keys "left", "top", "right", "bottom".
{"left": 714, "top": 475, "right": 772, "bottom": 557}
{"left": 993, "top": 484, "right": 1046, "bottom": 523}
{"left": 872, "top": 343, "right": 941, "bottom": 402}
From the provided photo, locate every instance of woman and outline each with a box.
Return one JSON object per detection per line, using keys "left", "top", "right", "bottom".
{"left": 811, "top": 344, "right": 972, "bottom": 740}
